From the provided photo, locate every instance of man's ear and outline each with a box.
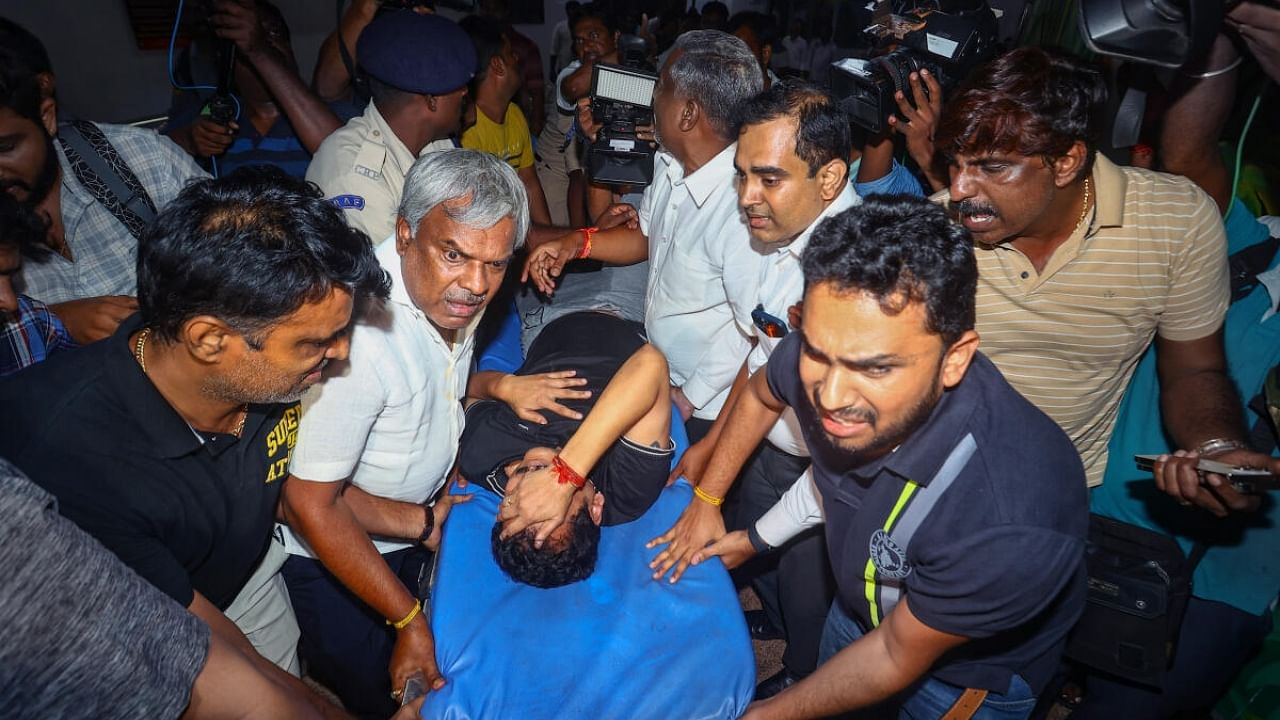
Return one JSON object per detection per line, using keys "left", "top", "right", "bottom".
{"left": 395, "top": 217, "right": 413, "bottom": 254}
{"left": 816, "top": 157, "right": 848, "bottom": 201}
{"left": 491, "top": 54, "right": 506, "bottom": 78}
{"left": 181, "top": 316, "right": 237, "bottom": 365}
{"left": 1052, "top": 140, "right": 1089, "bottom": 189}
{"left": 678, "top": 97, "right": 699, "bottom": 133}
{"left": 760, "top": 46, "right": 773, "bottom": 75}
{"left": 940, "top": 329, "right": 979, "bottom": 389}
{"left": 39, "top": 95, "right": 57, "bottom": 137}
{"left": 589, "top": 490, "right": 605, "bottom": 526}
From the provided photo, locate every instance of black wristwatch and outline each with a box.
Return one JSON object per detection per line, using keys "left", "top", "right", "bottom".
{"left": 417, "top": 502, "right": 435, "bottom": 544}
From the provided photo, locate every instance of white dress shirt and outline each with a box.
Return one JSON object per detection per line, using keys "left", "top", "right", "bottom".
{"left": 640, "top": 144, "right": 761, "bottom": 420}
{"left": 283, "top": 239, "right": 475, "bottom": 557}
{"left": 744, "top": 183, "right": 860, "bottom": 456}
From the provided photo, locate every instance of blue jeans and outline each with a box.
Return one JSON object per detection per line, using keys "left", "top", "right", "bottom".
{"left": 819, "top": 600, "right": 1038, "bottom": 720}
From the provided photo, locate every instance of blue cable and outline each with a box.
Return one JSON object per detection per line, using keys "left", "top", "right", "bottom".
{"left": 168, "top": 0, "right": 241, "bottom": 177}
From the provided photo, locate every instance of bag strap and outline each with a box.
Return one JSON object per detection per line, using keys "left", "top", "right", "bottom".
{"left": 56, "top": 119, "right": 157, "bottom": 240}
{"left": 1228, "top": 233, "right": 1280, "bottom": 303}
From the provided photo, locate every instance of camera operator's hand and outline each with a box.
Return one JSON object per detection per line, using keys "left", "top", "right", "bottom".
{"left": 575, "top": 97, "right": 602, "bottom": 143}
{"left": 210, "top": 0, "right": 276, "bottom": 61}
{"left": 1227, "top": 2, "right": 1280, "bottom": 83}
{"left": 887, "top": 69, "right": 946, "bottom": 192}
{"left": 189, "top": 117, "right": 238, "bottom": 158}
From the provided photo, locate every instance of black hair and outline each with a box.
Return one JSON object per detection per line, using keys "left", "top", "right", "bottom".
{"left": 491, "top": 505, "right": 600, "bottom": 588}
{"left": 0, "top": 44, "right": 44, "bottom": 125}
{"left": 136, "top": 166, "right": 390, "bottom": 346}
{"left": 573, "top": 2, "right": 619, "bottom": 35}
{"left": 802, "top": 195, "right": 976, "bottom": 345}
{"left": 368, "top": 76, "right": 418, "bottom": 111}
{"left": 726, "top": 11, "right": 777, "bottom": 50}
{"left": 701, "top": 1, "right": 729, "bottom": 25}
{"left": 459, "top": 14, "right": 507, "bottom": 83}
{"left": 0, "top": 18, "right": 52, "bottom": 77}
{"left": 737, "top": 81, "right": 851, "bottom": 178}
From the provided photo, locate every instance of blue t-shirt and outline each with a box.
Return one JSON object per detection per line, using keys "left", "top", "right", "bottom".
{"left": 1093, "top": 199, "right": 1280, "bottom": 616}
{"left": 765, "top": 333, "right": 1088, "bottom": 694}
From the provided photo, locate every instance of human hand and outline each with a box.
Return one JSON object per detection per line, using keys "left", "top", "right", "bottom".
{"left": 50, "top": 295, "right": 138, "bottom": 344}
{"left": 691, "top": 529, "right": 755, "bottom": 570}
{"left": 787, "top": 301, "right": 803, "bottom": 331}
{"left": 210, "top": 0, "right": 273, "bottom": 60}
{"left": 494, "top": 370, "right": 592, "bottom": 424}
{"left": 575, "top": 97, "right": 602, "bottom": 143}
{"left": 423, "top": 476, "right": 473, "bottom": 551}
{"left": 667, "top": 434, "right": 716, "bottom": 487}
{"left": 190, "top": 117, "right": 238, "bottom": 158}
{"left": 496, "top": 447, "right": 578, "bottom": 547}
{"left": 1152, "top": 447, "right": 1275, "bottom": 517}
{"left": 646, "top": 496, "right": 725, "bottom": 583}
{"left": 389, "top": 616, "right": 445, "bottom": 703}
{"left": 670, "top": 386, "right": 695, "bottom": 422}
{"left": 887, "top": 69, "right": 945, "bottom": 190}
{"left": 521, "top": 233, "right": 581, "bottom": 295}
{"left": 596, "top": 202, "right": 638, "bottom": 231}
{"left": 1227, "top": 2, "right": 1280, "bottom": 83}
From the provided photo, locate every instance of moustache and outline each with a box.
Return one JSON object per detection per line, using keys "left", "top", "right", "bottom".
{"left": 443, "top": 290, "right": 486, "bottom": 306}
{"left": 957, "top": 199, "right": 999, "bottom": 218}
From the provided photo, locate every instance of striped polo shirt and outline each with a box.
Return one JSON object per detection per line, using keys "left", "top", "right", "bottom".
{"left": 940, "top": 154, "right": 1229, "bottom": 486}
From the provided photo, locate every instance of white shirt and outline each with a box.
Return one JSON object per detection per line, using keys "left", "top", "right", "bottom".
{"left": 282, "top": 239, "right": 475, "bottom": 556}
{"left": 640, "top": 145, "right": 761, "bottom": 420}
{"left": 756, "top": 467, "right": 825, "bottom": 547}
{"left": 745, "top": 183, "right": 860, "bottom": 455}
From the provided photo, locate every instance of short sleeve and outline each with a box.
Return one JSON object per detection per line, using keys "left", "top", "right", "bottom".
{"left": 638, "top": 180, "right": 658, "bottom": 238}
{"left": 854, "top": 160, "right": 924, "bottom": 198}
{"left": 1157, "top": 188, "right": 1230, "bottom": 342}
{"left": 289, "top": 319, "right": 390, "bottom": 482}
{"left": 508, "top": 105, "right": 535, "bottom": 169}
{"left": 907, "top": 524, "right": 1083, "bottom": 638}
{"left": 765, "top": 332, "right": 804, "bottom": 409}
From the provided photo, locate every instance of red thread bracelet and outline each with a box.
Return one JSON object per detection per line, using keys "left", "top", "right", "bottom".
{"left": 552, "top": 455, "right": 586, "bottom": 488}
{"left": 577, "top": 226, "right": 597, "bottom": 259}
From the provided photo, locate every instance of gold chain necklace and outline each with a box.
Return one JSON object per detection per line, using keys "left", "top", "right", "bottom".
{"left": 134, "top": 328, "right": 249, "bottom": 438}
{"left": 1075, "top": 176, "right": 1092, "bottom": 233}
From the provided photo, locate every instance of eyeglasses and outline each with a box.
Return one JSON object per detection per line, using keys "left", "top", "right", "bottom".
{"left": 751, "top": 304, "right": 789, "bottom": 338}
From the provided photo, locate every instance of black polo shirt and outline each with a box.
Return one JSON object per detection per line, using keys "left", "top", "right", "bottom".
{"left": 0, "top": 315, "right": 298, "bottom": 610}
{"left": 456, "top": 312, "right": 672, "bottom": 526}
{"left": 765, "top": 332, "right": 1088, "bottom": 695}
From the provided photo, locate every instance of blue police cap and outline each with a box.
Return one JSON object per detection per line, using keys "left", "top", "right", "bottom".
{"left": 357, "top": 11, "right": 476, "bottom": 95}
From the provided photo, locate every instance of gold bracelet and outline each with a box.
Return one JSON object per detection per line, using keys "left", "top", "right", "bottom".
{"left": 388, "top": 600, "right": 422, "bottom": 630}
{"left": 693, "top": 485, "right": 724, "bottom": 507}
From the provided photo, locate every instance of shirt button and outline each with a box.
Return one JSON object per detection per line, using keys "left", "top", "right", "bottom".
{"left": 372, "top": 130, "right": 380, "bottom": 137}
{"left": 1020, "top": 271, "right": 1029, "bottom": 279}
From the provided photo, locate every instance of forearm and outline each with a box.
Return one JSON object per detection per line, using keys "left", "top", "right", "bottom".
{"left": 165, "top": 124, "right": 200, "bottom": 157}
{"left": 340, "top": 484, "right": 426, "bottom": 539}
{"left": 1160, "top": 34, "right": 1239, "bottom": 214}
{"left": 698, "top": 372, "right": 784, "bottom": 497}
{"left": 561, "top": 62, "right": 595, "bottom": 104}
{"left": 243, "top": 49, "right": 341, "bottom": 153}
{"left": 698, "top": 360, "right": 751, "bottom": 448}
{"left": 581, "top": 224, "right": 650, "bottom": 264}
{"left": 519, "top": 167, "right": 554, "bottom": 227}
{"left": 466, "top": 370, "right": 510, "bottom": 402}
{"left": 587, "top": 182, "right": 615, "bottom": 223}
{"left": 311, "top": 0, "right": 376, "bottom": 101}
{"left": 1161, "top": 368, "right": 1248, "bottom": 450}
{"left": 559, "top": 345, "right": 669, "bottom": 475}
{"left": 856, "top": 134, "right": 894, "bottom": 184}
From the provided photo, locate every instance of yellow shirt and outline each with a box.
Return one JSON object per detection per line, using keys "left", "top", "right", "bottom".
{"left": 462, "top": 103, "right": 535, "bottom": 171}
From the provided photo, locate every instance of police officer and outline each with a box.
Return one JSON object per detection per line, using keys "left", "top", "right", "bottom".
{"left": 307, "top": 11, "right": 475, "bottom": 243}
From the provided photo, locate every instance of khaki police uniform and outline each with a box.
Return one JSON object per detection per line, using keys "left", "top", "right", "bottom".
{"left": 307, "top": 101, "right": 455, "bottom": 244}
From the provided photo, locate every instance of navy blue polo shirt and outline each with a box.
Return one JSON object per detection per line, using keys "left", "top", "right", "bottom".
{"left": 0, "top": 315, "right": 298, "bottom": 610}
{"left": 766, "top": 332, "right": 1088, "bottom": 694}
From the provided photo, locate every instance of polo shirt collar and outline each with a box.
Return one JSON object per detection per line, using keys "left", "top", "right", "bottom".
{"left": 367, "top": 101, "right": 417, "bottom": 172}
{"left": 1089, "top": 153, "right": 1126, "bottom": 230}
{"left": 675, "top": 143, "right": 737, "bottom": 208}
{"left": 786, "top": 182, "right": 859, "bottom": 259}
{"left": 103, "top": 315, "right": 220, "bottom": 459}
{"left": 849, "top": 353, "right": 988, "bottom": 487}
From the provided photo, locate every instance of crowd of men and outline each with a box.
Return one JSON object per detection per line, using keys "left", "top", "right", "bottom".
{"left": 2, "top": 1, "right": 1280, "bottom": 719}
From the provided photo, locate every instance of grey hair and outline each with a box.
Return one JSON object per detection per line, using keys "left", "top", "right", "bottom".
{"left": 397, "top": 149, "right": 530, "bottom": 248}
{"left": 668, "top": 30, "right": 764, "bottom": 140}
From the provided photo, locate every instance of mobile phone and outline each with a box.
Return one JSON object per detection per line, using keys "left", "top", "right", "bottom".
{"left": 400, "top": 671, "right": 426, "bottom": 707}
{"left": 1134, "top": 454, "right": 1279, "bottom": 493}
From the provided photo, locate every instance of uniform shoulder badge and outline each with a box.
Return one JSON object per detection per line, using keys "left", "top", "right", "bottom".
{"left": 329, "top": 194, "right": 366, "bottom": 210}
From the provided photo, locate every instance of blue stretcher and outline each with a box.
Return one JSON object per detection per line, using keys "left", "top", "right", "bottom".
{"left": 421, "top": 302, "right": 755, "bottom": 719}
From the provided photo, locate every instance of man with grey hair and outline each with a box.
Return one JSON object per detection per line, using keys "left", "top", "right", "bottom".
{"left": 520, "top": 35, "right": 765, "bottom": 548}
{"left": 278, "top": 149, "right": 571, "bottom": 717}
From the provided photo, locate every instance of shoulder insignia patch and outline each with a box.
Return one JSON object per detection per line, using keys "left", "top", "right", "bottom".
{"left": 329, "top": 194, "right": 365, "bottom": 210}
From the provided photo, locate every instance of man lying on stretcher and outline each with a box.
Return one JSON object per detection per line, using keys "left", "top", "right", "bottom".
{"left": 456, "top": 311, "right": 675, "bottom": 588}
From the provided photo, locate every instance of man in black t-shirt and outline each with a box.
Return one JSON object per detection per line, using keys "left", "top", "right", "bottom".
{"left": 459, "top": 311, "right": 675, "bottom": 588}
{"left": 0, "top": 167, "right": 387, "bottom": 719}
{"left": 654, "top": 196, "right": 1087, "bottom": 719}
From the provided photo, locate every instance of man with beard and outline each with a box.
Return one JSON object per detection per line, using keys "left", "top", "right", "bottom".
{"left": 0, "top": 32, "right": 207, "bottom": 344}
{"left": 0, "top": 167, "right": 389, "bottom": 706}
{"left": 306, "top": 11, "right": 474, "bottom": 245}
{"left": 280, "top": 150, "right": 585, "bottom": 718}
{"left": 685, "top": 196, "right": 1087, "bottom": 719}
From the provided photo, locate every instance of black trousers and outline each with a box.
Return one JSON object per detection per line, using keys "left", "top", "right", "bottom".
{"left": 282, "top": 546, "right": 434, "bottom": 720}
{"left": 724, "top": 441, "right": 835, "bottom": 677}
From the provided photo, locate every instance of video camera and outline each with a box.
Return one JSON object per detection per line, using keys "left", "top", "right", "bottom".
{"left": 830, "top": 0, "right": 998, "bottom": 135}
{"left": 586, "top": 36, "right": 659, "bottom": 187}
{"left": 1079, "top": 0, "right": 1274, "bottom": 69}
